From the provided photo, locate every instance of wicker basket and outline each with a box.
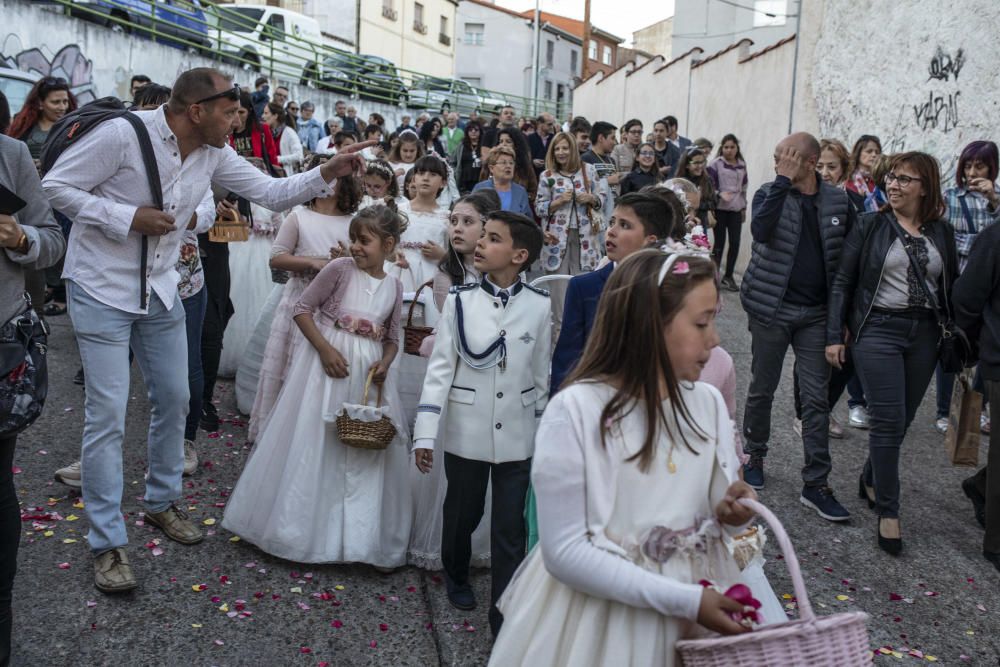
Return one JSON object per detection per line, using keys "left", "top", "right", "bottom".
{"left": 208, "top": 208, "right": 249, "bottom": 243}
{"left": 403, "top": 279, "right": 435, "bottom": 356}
{"left": 677, "top": 499, "right": 870, "bottom": 666}
{"left": 335, "top": 369, "right": 397, "bottom": 450}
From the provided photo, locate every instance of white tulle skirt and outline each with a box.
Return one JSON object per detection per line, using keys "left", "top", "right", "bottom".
{"left": 219, "top": 231, "right": 275, "bottom": 378}
{"left": 234, "top": 284, "right": 283, "bottom": 415}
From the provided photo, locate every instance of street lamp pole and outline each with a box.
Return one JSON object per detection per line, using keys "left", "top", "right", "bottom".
{"left": 531, "top": 0, "right": 540, "bottom": 116}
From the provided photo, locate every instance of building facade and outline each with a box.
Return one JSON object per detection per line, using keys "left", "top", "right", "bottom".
{"left": 633, "top": 17, "right": 672, "bottom": 58}
{"left": 671, "top": 0, "right": 800, "bottom": 57}
{"left": 359, "top": 0, "right": 458, "bottom": 78}
{"left": 455, "top": 0, "right": 580, "bottom": 118}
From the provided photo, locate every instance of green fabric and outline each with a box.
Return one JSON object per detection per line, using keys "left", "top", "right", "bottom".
{"left": 524, "top": 483, "right": 539, "bottom": 551}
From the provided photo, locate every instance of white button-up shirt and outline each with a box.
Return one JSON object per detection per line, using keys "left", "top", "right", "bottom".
{"left": 42, "top": 105, "right": 336, "bottom": 314}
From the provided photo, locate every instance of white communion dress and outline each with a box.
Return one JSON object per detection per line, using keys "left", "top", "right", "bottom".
{"left": 223, "top": 259, "right": 411, "bottom": 566}
{"left": 489, "top": 381, "right": 779, "bottom": 667}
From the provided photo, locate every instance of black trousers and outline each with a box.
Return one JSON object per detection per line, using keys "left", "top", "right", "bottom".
{"left": 0, "top": 435, "right": 18, "bottom": 667}
{"left": 199, "top": 238, "right": 233, "bottom": 409}
{"left": 442, "top": 452, "right": 531, "bottom": 636}
{"left": 971, "top": 380, "right": 1000, "bottom": 554}
{"left": 852, "top": 312, "right": 938, "bottom": 518}
{"left": 711, "top": 209, "right": 743, "bottom": 278}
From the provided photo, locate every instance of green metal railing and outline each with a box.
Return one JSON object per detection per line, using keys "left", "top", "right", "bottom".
{"left": 43, "top": 0, "right": 560, "bottom": 117}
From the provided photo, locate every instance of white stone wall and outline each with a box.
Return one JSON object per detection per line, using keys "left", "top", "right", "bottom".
{"left": 1, "top": 0, "right": 422, "bottom": 128}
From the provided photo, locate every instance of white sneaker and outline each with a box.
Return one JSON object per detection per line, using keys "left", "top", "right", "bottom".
{"left": 981, "top": 413, "right": 991, "bottom": 435}
{"left": 55, "top": 460, "right": 82, "bottom": 488}
{"left": 935, "top": 417, "right": 949, "bottom": 434}
{"left": 848, "top": 406, "right": 871, "bottom": 429}
{"left": 829, "top": 416, "right": 845, "bottom": 439}
{"left": 183, "top": 440, "right": 199, "bottom": 476}
{"left": 793, "top": 418, "right": 802, "bottom": 437}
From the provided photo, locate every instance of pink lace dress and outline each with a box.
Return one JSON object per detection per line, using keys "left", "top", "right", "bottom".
{"left": 223, "top": 258, "right": 411, "bottom": 565}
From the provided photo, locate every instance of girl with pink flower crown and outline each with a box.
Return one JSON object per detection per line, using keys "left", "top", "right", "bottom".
{"left": 223, "top": 205, "right": 412, "bottom": 568}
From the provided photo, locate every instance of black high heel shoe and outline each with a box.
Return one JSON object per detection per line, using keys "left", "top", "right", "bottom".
{"left": 877, "top": 518, "right": 902, "bottom": 556}
{"left": 857, "top": 474, "right": 875, "bottom": 510}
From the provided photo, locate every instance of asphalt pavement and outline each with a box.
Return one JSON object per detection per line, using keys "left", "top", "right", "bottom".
{"left": 9, "top": 288, "right": 1000, "bottom": 666}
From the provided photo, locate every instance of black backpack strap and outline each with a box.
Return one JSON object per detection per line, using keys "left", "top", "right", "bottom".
{"left": 121, "top": 113, "right": 163, "bottom": 310}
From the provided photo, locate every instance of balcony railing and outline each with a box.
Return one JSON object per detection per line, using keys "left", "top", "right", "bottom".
{"left": 382, "top": 6, "right": 398, "bottom": 20}
{"left": 413, "top": 21, "right": 428, "bottom": 34}
{"left": 439, "top": 33, "right": 451, "bottom": 46}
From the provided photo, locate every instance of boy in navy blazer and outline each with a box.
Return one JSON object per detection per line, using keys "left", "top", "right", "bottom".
{"left": 550, "top": 192, "right": 677, "bottom": 393}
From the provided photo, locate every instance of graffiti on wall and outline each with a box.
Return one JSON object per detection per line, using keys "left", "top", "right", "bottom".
{"left": 1, "top": 37, "right": 97, "bottom": 105}
{"left": 927, "top": 46, "right": 965, "bottom": 82}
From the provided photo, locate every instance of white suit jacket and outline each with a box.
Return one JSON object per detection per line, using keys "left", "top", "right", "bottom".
{"left": 413, "top": 280, "right": 551, "bottom": 463}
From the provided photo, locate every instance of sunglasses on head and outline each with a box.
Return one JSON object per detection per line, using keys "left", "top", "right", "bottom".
{"left": 194, "top": 83, "right": 241, "bottom": 105}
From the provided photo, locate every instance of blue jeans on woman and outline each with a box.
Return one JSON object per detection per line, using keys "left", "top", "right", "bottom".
{"left": 67, "top": 281, "right": 189, "bottom": 554}
{"left": 182, "top": 288, "right": 207, "bottom": 442}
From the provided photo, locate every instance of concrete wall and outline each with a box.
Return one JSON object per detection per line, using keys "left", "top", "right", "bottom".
{"left": 1, "top": 0, "right": 419, "bottom": 129}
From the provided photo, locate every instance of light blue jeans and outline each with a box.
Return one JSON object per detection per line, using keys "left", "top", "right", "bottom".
{"left": 67, "top": 281, "right": 189, "bottom": 554}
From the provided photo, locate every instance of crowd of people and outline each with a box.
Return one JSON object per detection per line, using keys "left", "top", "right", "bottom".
{"left": 0, "top": 64, "right": 998, "bottom": 665}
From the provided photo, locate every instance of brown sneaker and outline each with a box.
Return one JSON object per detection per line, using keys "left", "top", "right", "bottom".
{"left": 145, "top": 504, "right": 204, "bottom": 545}
{"left": 94, "top": 547, "right": 137, "bottom": 594}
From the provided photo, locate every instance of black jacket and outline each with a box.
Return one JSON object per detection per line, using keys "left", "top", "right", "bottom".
{"left": 826, "top": 210, "right": 959, "bottom": 346}
{"left": 740, "top": 175, "right": 852, "bottom": 325}
{"left": 619, "top": 169, "right": 660, "bottom": 194}
{"left": 952, "top": 222, "right": 1000, "bottom": 380}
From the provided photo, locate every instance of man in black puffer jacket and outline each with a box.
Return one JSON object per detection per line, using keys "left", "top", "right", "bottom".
{"left": 739, "top": 132, "right": 857, "bottom": 522}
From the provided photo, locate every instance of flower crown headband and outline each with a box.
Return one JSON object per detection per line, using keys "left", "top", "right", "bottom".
{"left": 367, "top": 161, "right": 395, "bottom": 180}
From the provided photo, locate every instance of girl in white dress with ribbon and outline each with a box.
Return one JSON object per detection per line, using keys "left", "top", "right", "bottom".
{"left": 223, "top": 205, "right": 411, "bottom": 567}
{"left": 386, "top": 155, "right": 450, "bottom": 428}
{"left": 489, "top": 251, "right": 769, "bottom": 665}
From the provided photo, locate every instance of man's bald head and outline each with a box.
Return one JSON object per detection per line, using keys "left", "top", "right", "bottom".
{"left": 780, "top": 132, "right": 821, "bottom": 161}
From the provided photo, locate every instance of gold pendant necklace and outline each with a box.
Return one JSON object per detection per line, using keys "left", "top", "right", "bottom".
{"left": 667, "top": 440, "right": 677, "bottom": 474}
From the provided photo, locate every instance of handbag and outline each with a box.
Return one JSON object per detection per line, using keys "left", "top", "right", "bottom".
{"left": 333, "top": 368, "right": 397, "bottom": 450}
{"left": 208, "top": 207, "right": 250, "bottom": 243}
{"left": 887, "top": 218, "right": 971, "bottom": 373}
{"left": 579, "top": 165, "right": 602, "bottom": 231}
{"left": 0, "top": 293, "right": 49, "bottom": 437}
{"left": 945, "top": 371, "right": 982, "bottom": 467}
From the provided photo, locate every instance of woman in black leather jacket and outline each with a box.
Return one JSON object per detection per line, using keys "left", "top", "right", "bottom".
{"left": 826, "top": 152, "right": 958, "bottom": 556}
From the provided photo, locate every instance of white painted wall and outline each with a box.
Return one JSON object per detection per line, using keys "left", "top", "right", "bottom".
{"left": 1, "top": 0, "right": 424, "bottom": 129}
{"left": 573, "top": 0, "right": 1000, "bottom": 274}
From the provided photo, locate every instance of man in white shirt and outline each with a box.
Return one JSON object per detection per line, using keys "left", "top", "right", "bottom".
{"left": 42, "top": 67, "right": 370, "bottom": 594}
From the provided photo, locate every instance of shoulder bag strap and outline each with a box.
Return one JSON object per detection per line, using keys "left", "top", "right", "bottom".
{"left": 122, "top": 113, "right": 162, "bottom": 310}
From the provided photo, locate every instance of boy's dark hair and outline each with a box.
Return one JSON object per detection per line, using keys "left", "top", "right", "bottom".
{"left": 615, "top": 192, "right": 674, "bottom": 241}
{"left": 569, "top": 116, "right": 591, "bottom": 136}
{"left": 589, "top": 121, "right": 617, "bottom": 144}
{"left": 663, "top": 115, "right": 678, "bottom": 129}
{"left": 133, "top": 83, "right": 171, "bottom": 108}
{"left": 621, "top": 118, "right": 642, "bottom": 135}
{"left": 638, "top": 185, "right": 687, "bottom": 241}
{"left": 487, "top": 210, "right": 543, "bottom": 271}
{"left": 333, "top": 131, "right": 354, "bottom": 148}
{"left": 254, "top": 76, "right": 268, "bottom": 88}
{"left": 130, "top": 74, "right": 152, "bottom": 87}
{"left": 364, "top": 124, "right": 382, "bottom": 139}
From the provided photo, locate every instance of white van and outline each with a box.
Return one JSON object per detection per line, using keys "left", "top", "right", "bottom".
{"left": 209, "top": 4, "right": 324, "bottom": 84}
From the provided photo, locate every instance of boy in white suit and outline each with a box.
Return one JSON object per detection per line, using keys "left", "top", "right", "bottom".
{"left": 413, "top": 210, "right": 550, "bottom": 635}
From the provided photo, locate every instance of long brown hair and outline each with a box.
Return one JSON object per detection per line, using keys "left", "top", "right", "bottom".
{"left": 544, "top": 131, "right": 581, "bottom": 174}
{"left": 565, "top": 250, "right": 716, "bottom": 471}
{"left": 848, "top": 134, "right": 881, "bottom": 177}
{"left": 7, "top": 76, "right": 78, "bottom": 139}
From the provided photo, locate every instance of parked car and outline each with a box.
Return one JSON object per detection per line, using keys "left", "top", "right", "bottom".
{"left": 473, "top": 86, "right": 509, "bottom": 116}
{"left": 319, "top": 53, "right": 408, "bottom": 106}
{"left": 0, "top": 68, "right": 40, "bottom": 116}
{"left": 207, "top": 4, "right": 323, "bottom": 85}
{"left": 409, "top": 77, "right": 480, "bottom": 115}
{"left": 58, "top": 0, "right": 211, "bottom": 52}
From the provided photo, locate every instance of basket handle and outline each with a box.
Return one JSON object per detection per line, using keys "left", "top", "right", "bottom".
{"left": 362, "top": 367, "right": 384, "bottom": 408}
{"left": 406, "top": 279, "right": 435, "bottom": 327}
{"left": 216, "top": 208, "right": 241, "bottom": 224}
{"left": 736, "top": 498, "right": 815, "bottom": 622}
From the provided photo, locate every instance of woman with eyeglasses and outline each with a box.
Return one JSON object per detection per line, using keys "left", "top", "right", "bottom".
{"left": 826, "top": 152, "right": 959, "bottom": 556}
{"left": 473, "top": 145, "right": 532, "bottom": 217}
{"left": 619, "top": 142, "right": 661, "bottom": 195}
{"left": 7, "top": 77, "right": 77, "bottom": 317}
{"left": 845, "top": 135, "right": 883, "bottom": 212}
{"left": 675, "top": 146, "right": 717, "bottom": 230}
